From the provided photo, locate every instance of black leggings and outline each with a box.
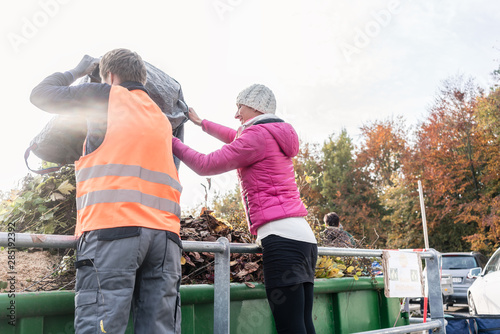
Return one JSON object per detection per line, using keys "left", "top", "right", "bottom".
{"left": 265, "top": 282, "right": 316, "bottom": 334}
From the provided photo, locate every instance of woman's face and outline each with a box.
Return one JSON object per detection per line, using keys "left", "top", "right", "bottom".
{"left": 235, "top": 104, "right": 262, "bottom": 124}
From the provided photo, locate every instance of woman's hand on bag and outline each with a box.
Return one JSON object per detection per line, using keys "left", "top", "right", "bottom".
{"left": 188, "top": 107, "right": 203, "bottom": 127}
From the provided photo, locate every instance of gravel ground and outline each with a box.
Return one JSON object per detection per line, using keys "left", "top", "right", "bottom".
{"left": 0, "top": 248, "right": 75, "bottom": 292}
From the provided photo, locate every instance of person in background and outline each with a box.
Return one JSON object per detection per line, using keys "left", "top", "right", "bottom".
{"left": 172, "top": 84, "right": 317, "bottom": 334}
{"left": 322, "top": 212, "right": 356, "bottom": 247}
{"left": 30, "top": 49, "right": 182, "bottom": 334}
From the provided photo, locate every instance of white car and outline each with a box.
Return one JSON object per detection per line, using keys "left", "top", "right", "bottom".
{"left": 467, "top": 247, "right": 500, "bottom": 315}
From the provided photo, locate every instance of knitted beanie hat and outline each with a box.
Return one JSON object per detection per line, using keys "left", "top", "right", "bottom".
{"left": 236, "top": 84, "right": 276, "bottom": 114}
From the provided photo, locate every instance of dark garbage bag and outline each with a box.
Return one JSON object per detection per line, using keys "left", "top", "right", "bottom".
{"left": 445, "top": 315, "right": 476, "bottom": 334}
{"left": 26, "top": 61, "right": 188, "bottom": 172}
{"left": 476, "top": 316, "right": 500, "bottom": 333}
{"left": 444, "top": 315, "right": 500, "bottom": 334}
{"left": 26, "top": 115, "right": 87, "bottom": 171}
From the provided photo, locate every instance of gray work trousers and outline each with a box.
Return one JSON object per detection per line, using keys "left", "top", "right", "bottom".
{"left": 74, "top": 227, "right": 182, "bottom": 334}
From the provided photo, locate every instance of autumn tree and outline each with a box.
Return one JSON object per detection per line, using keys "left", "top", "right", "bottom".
{"left": 355, "top": 117, "right": 424, "bottom": 249}
{"left": 357, "top": 116, "right": 410, "bottom": 191}
{"left": 411, "top": 75, "right": 489, "bottom": 252}
{"left": 461, "top": 70, "right": 500, "bottom": 254}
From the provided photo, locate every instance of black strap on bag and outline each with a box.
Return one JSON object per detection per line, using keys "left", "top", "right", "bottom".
{"left": 24, "top": 143, "right": 64, "bottom": 175}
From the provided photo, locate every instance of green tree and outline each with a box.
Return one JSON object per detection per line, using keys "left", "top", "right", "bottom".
{"left": 380, "top": 174, "right": 423, "bottom": 249}
{"left": 477, "top": 65, "right": 500, "bottom": 142}
{"left": 293, "top": 142, "right": 323, "bottom": 220}
{"left": 317, "top": 130, "right": 383, "bottom": 246}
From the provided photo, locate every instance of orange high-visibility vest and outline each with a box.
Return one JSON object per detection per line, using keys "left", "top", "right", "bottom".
{"left": 74, "top": 85, "right": 182, "bottom": 237}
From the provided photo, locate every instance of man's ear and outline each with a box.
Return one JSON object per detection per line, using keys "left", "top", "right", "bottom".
{"left": 109, "top": 72, "right": 122, "bottom": 85}
{"left": 101, "top": 72, "right": 109, "bottom": 84}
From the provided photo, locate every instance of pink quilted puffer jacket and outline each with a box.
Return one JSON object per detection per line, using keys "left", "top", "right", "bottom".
{"left": 172, "top": 118, "right": 307, "bottom": 235}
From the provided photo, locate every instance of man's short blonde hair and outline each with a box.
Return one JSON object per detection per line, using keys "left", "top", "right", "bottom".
{"left": 100, "top": 48, "right": 147, "bottom": 85}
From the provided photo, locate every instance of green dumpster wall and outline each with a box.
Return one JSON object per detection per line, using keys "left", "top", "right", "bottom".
{"left": 0, "top": 277, "right": 406, "bottom": 334}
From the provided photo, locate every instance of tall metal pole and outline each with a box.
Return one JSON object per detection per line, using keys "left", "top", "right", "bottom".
{"left": 214, "top": 237, "right": 230, "bottom": 334}
{"left": 418, "top": 180, "right": 430, "bottom": 249}
{"left": 418, "top": 180, "right": 432, "bottom": 330}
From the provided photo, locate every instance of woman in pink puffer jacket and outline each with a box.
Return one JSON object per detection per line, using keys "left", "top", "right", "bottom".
{"left": 172, "top": 84, "right": 317, "bottom": 334}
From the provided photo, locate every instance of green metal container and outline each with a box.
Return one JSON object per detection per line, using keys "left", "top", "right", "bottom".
{"left": 0, "top": 278, "right": 407, "bottom": 333}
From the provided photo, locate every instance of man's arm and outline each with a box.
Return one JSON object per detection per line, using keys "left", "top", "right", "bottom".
{"left": 30, "top": 72, "right": 110, "bottom": 114}
{"left": 30, "top": 55, "right": 109, "bottom": 115}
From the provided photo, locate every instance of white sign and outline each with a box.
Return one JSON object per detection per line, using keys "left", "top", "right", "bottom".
{"left": 382, "top": 250, "right": 424, "bottom": 298}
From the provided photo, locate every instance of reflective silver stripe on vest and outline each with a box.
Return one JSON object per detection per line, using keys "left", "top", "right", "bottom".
{"left": 76, "top": 189, "right": 181, "bottom": 219}
{"left": 76, "top": 164, "right": 182, "bottom": 193}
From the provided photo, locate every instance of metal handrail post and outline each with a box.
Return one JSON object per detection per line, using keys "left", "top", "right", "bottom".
{"left": 425, "top": 248, "right": 446, "bottom": 334}
{"left": 0, "top": 232, "right": 77, "bottom": 248}
{"left": 317, "top": 247, "right": 433, "bottom": 258}
{"left": 352, "top": 319, "right": 442, "bottom": 334}
{"left": 0, "top": 233, "right": 446, "bottom": 333}
{"left": 213, "top": 237, "right": 230, "bottom": 334}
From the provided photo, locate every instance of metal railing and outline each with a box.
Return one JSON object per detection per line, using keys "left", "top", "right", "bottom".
{"left": 0, "top": 232, "right": 446, "bottom": 334}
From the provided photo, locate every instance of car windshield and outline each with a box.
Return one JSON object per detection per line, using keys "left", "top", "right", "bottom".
{"left": 442, "top": 256, "right": 478, "bottom": 269}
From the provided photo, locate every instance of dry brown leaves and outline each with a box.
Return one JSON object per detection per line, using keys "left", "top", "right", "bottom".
{"left": 180, "top": 209, "right": 263, "bottom": 285}
{"left": 0, "top": 210, "right": 263, "bottom": 291}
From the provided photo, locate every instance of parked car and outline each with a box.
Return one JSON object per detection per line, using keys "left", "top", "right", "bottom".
{"left": 441, "top": 252, "right": 488, "bottom": 306}
{"left": 415, "top": 271, "right": 454, "bottom": 315}
{"left": 467, "top": 247, "right": 500, "bottom": 315}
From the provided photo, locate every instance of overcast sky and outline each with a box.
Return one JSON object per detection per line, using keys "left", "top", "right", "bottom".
{"left": 1, "top": 0, "right": 499, "bottom": 213}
